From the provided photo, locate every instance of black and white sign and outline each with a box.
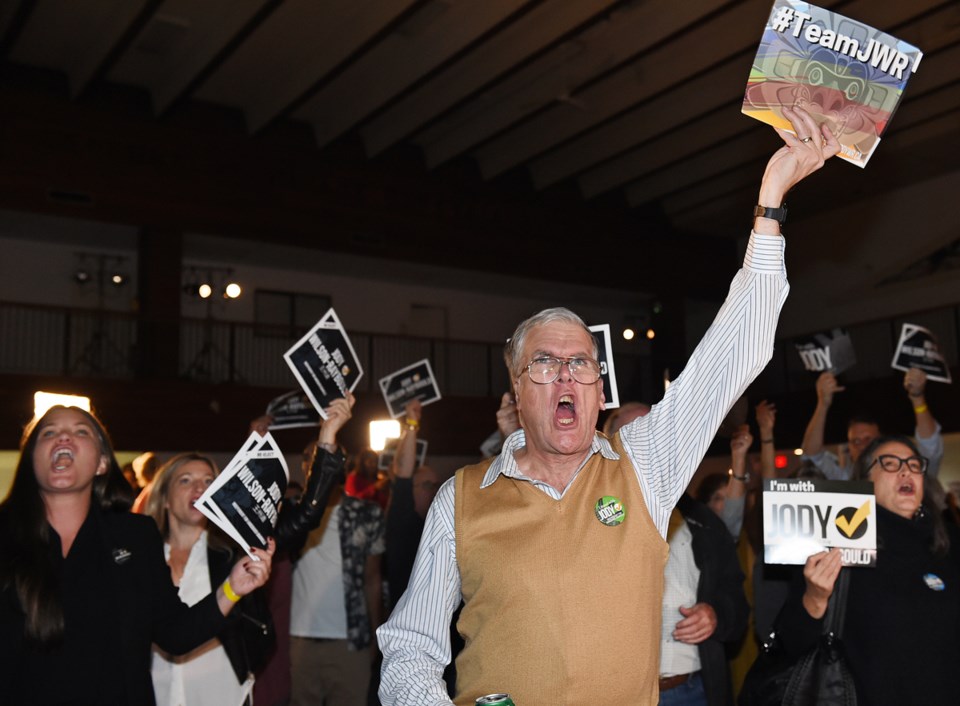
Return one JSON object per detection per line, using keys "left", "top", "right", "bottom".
{"left": 377, "top": 437, "right": 429, "bottom": 471}
{"left": 378, "top": 359, "right": 441, "bottom": 419}
{"left": 195, "top": 432, "right": 289, "bottom": 559}
{"left": 794, "top": 328, "right": 856, "bottom": 374}
{"left": 891, "top": 323, "right": 952, "bottom": 384}
{"left": 266, "top": 390, "right": 321, "bottom": 430}
{"left": 763, "top": 478, "right": 876, "bottom": 567}
{"left": 589, "top": 323, "right": 620, "bottom": 410}
{"left": 283, "top": 308, "right": 363, "bottom": 419}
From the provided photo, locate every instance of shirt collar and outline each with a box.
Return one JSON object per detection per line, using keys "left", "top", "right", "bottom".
{"left": 481, "top": 428, "right": 619, "bottom": 489}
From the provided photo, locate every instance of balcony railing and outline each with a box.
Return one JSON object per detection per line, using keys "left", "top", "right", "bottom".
{"left": 0, "top": 301, "right": 527, "bottom": 398}
{"left": 2, "top": 300, "right": 955, "bottom": 400}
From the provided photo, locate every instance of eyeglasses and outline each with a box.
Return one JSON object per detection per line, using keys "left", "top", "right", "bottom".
{"left": 870, "top": 454, "right": 928, "bottom": 475}
{"left": 524, "top": 355, "right": 601, "bottom": 385}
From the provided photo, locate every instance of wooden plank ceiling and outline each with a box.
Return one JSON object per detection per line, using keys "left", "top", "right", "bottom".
{"left": 1, "top": 0, "right": 958, "bottom": 295}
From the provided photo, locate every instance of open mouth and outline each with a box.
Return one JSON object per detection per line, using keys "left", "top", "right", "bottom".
{"left": 557, "top": 394, "right": 576, "bottom": 426}
{"left": 53, "top": 448, "right": 74, "bottom": 471}
{"left": 898, "top": 481, "right": 915, "bottom": 495}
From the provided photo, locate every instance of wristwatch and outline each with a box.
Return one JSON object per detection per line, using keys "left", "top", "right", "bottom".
{"left": 729, "top": 468, "right": 751, "bottom": 483}
{"left": 753, "top": 203, "right": 787, "bottom": 225}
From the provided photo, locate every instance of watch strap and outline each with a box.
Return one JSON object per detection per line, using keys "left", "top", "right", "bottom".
{"left": 753, "top": 203, "right": 787, "bottom": 225}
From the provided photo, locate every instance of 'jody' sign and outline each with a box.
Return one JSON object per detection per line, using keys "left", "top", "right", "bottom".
{"left": 763, "top": 478, "right": 876, "bottom": 567}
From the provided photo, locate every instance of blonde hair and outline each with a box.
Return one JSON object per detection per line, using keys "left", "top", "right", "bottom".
{"left": 144, "top": 452, "right": 219, "bottom": 540}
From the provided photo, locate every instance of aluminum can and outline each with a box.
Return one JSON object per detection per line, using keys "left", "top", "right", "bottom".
{"left": 476, "top": 695, "right": 516, "bottom": 706}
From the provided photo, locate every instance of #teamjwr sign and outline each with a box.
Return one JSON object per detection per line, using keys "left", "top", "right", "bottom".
{"left": 763, "top": 478, "right": 876, "bottom": 567}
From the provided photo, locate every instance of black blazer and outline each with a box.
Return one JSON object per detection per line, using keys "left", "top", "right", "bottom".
{"left": 0, "top": 508, "right": 227, "bottom": 706}
{"left": 206, "top": 540, "right": 274, "bottom": 683}
{"left": 677, "top": 493, "right": 750, "bottom": 706}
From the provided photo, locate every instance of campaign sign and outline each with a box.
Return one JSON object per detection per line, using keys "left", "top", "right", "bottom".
{"left": 891, "top": 323, "right": 952, "bottom": 384}
{"left": 266, "top": 390, "right": 321, "bottom": 430}
{"left": 589, "top": 323, "right": 620, "bottom": 410}
{"left": 378, "top": 359, "right": 441, "bottom": 419}
{"left": 763, "top": 478, "right": 876, "bottom": 567}
{"left": 283, "top": 308, "right": 363, "bottom": 420}
{"left": 377, "top": 437, "right": 429, "bottom": 472}
{"left": 794, "top": 328, "right": 856, "bottom": 374}
{"left": 196, "top": 432, "right": 289, "bottom": 559}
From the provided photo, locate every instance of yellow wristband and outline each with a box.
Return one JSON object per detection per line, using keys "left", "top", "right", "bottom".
{"left": 914, "top": 404, "right": 928, "bottom": 415}
{"left": 222, "top": 578, "right": 241, "bottom": 603}
{"left": 404, "top": 418, "right": 420, "bottom": 429}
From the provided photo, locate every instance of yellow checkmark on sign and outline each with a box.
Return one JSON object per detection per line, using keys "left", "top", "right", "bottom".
{"left": 835, "top": 500, "right": 872, "bottom": 538}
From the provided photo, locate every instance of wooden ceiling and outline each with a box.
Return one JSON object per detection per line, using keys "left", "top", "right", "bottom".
{"left": 1, "top": 0, "right": 958, "bottom": 297}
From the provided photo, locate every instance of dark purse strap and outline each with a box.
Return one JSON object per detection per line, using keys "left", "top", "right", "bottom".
{"left": 823, "top": 568, "right": 850, "bottom": 640}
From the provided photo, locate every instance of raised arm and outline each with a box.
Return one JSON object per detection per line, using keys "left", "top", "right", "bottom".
{"left": 903, "top": 368, "right": 944, "bottom": 478}
{"left": 756, "top": 400, "right": 777, "bottom": 479}
{"left": 720, "top": 424, "right": 753, "bottom": 537}
{"left": 800, "top": 372, "right": 843, "bottom": 458}
{"left": 273, "top": 393, "right": 354, "bottom": 550}
{"left": 622, "top": 107, "right": 839, "bottom": 533}
{"left": 393, "top": 399, "right": 422, "bottom": 480}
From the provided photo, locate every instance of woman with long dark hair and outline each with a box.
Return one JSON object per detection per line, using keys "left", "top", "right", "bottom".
{"left": 0, "top": 406, "right": 274, "bottom": 705}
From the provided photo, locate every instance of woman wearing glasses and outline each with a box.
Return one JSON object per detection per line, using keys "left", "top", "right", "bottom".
{"left": 774, "top": 435, "right": 960, "bottom": 705}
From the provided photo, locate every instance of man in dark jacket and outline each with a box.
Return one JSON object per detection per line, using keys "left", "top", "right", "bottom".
{"left": 605, "top": 403, "right": 748, "bottom": 706}
{"left": 657, "top": 494, "right": 748, "bottom": 706}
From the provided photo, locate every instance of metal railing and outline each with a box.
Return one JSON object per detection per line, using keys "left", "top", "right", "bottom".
{"left": 2, "top": 299, "right": 955, "bottom": 399}
{"left": 0, "top": 301, "right": 521, "bottom": 397}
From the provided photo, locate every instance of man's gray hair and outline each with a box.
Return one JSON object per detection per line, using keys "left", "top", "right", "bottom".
{"left": 504, "top": 307, "right": 597, "bottom": 378}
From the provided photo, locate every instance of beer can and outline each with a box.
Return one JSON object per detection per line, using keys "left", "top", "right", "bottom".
{"left": 476, "top": 695, "right": 516, "bottom": 706}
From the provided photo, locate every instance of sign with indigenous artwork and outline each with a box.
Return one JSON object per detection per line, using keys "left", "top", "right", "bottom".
{"left": 743, "top": 0, "right": 923, "bottom": 167}
{"left": 763, "top": 478, "right": 876, "bottom": 567}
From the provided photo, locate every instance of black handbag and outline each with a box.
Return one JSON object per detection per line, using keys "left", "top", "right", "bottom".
{"left": 739, "top": 570, "right": 857, "bottom": 706}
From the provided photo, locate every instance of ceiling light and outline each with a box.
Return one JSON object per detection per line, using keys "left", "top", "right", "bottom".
{"left": 224, "top": 282, "right": 242, "bottom": 299}
{"left": 74, "top": 269, "right": 91, "bottom": 284}
{"left": 622, "top": 327, "right": 635, "bottom": 341}
{"left": 198, "top": 283, "right": 213, "bottom": 299}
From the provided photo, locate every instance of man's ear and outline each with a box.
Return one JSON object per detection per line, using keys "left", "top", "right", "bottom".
{"left": 599, "top": 387, "right": 606, "bottom": 411}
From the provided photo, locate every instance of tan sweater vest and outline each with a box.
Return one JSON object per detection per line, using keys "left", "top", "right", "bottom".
{"left": 454, "top": 435, "right": 668, "bottom": 705}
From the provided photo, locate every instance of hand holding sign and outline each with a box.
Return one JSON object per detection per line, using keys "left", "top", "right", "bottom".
{"left": 903, "top": 367, "right": 928, "bottom": 399}
{"left": 801, "top": 548, "right": 842, "bottom": 619}
{"left": 319, "top": 392, "right": 355, "bottom": 448}
{"left": 224, "top": 539, "right": 275, "bottom": 605}
{"left": 815, "top": 371, "right": 845, "bottom": 409}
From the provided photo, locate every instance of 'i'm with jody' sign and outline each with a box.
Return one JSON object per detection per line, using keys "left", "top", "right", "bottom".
{"left": 763, "top": 478, "right": 877, "bottom": 567}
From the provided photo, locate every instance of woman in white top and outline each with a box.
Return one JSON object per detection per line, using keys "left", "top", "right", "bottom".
{"left": 146, "top": 453, "right": 273, "bottom": 706}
